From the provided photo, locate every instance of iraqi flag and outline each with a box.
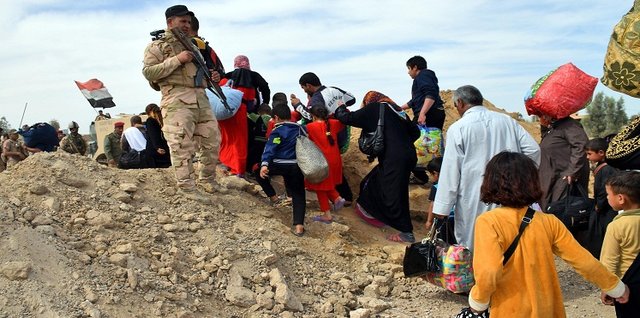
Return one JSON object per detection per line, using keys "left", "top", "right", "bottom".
{"left": 74, "top": 79, "right": 116, "bottom": 108}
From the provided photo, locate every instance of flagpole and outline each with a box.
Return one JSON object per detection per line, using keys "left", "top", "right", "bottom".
{"left": 18, "top": 102, "right": 28, "bottom": 128}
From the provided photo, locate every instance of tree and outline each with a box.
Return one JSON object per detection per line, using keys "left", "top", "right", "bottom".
{"left": 583, "top": 92, "right": 629, "bottom": 137}
{"left": 0, "top": 116, "right": 11, "bottom": 131}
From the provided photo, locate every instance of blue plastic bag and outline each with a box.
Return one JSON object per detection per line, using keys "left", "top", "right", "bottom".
{"left": 207, "top": 86, "right": 243, "bottom": 120}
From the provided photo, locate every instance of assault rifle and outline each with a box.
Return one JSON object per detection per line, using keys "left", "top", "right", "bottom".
{"left": 170, "top": 28, "right": 230, "bottom": 110}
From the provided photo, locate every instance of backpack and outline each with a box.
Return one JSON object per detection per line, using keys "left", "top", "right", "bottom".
{"left": 19, "top": 123, "right": 59, "bottom": 152}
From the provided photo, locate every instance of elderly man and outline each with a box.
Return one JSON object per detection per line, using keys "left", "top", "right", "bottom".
{"left": 104, "top": 121, "right": 124, "bottom": 167}
{"left": 143, "top": 5, "right": 222, "bottom": 201}
{"left": 432, "top": 85, "right": 540, "bottom": 249}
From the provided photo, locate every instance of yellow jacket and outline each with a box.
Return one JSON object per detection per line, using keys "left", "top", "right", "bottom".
{"left": 600, "top": 208, "right": 640, "bottom": 278}
{"left": 470, "top": 207, "right": 624, "bottom": 317}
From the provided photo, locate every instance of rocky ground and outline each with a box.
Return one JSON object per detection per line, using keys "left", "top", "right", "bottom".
{"left": 0, "top": 94, "right": 615, "bottom": 317}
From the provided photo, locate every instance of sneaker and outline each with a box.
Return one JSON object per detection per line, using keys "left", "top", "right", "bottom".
{"left": 177, "top": 187, "right": 212, "bottom": 204}
{"left": 333, "top": 198, "right": 346, "bottom": 212}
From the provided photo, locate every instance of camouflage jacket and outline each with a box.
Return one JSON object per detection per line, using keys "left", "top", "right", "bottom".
{"left": 60, "top": 133, "right": 87, "bottom": 155}
{"left": 142, "top": 29, "right": 208, "bottom": 110}
{"left": 103, "top": 132, "right": 122, "bottom": 161}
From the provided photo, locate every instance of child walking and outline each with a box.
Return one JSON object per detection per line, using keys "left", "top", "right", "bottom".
{"left": 600, "top": 171, "right": 640, "bottom": 317}
{"left": 305, "top": 105, "right": 347, "bottom": 223}
{"left": 257, "top": 104, "right": 307, "bottom": 236}
{"left": 423, "top": 157, "right": 456, "bottom": 244}
{"left": 585, "top": 137, "right": 619, "bottom": 257}
{"left": 459, "top": 151, "right": 628, "bottom": 318}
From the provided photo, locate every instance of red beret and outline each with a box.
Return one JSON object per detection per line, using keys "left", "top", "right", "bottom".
{"left": 114, "top": 122, "right": 125, "bottom": 128}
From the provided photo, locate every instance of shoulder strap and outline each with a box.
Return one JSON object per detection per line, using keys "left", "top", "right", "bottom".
{"left": 503, "top": 208, "right": 535, "bottom": 265}
{"left": 594, "top": 162, "right": 608, "bottom": 176}
{"left": 377, "top": 103, "right": 385, "bottom": 127}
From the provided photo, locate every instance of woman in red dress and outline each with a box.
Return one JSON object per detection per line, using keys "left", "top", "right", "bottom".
{"left": 218, "top": 56, "right": 257, "bottom": 176}
{"left": 306, "top": 105, "right": 347, "bottom": 223}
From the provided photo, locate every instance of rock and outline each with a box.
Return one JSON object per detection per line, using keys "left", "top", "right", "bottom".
{"left": 372, "top": 275, "right": 391, "bottom": 286}
{"left": 127, "top": 269, "right": 138, "bottom": 289}
{"left": 269, "top": 268, "right": 285, "bottom": 286}
{"left": 29, "top": 184, "right": 49, "bottom": 195}
{"left": 256, "top": 291, "right": 275, "bottom": 310}
{"left": 87, "top": 213, "right": 115, "bottom": 228}
{"left": 261, "top": 254, "right": 278, "bottom": 265}
{"left": 363, "top": 284, "right": 380, "bottom": 298}
{"left": 256, "top": 209, "right": 273, "bottom": 218}
{"left": 9, "top": 197, "right": 22, "bottom": 207}
{"left": 157, "top": 215, "right": 171, "bottom": 224}
{"left": 119, "top": 183, "right": 138, "bottom": 193}
{"left": 84, "top": 286, "right": 99, "bottom": 303}
{"left": 225, "top": 286, "right": 256, "bottom": 307}
{"left": 85, "top": 210, "right": 100, "bottom": 219}
{"left": 274, "top": 283, "right": 303, "bottom": 312}
{"left": 163, "top": 224, "right": 179, "bottom": 232}
{"left": 114, "top": 192, "right": 132, "bottom": 203}
{"left": 115, "top": 243, "right": 133, "bottom": 253}
{"left": 350, "top": 308, "right": 371, "bottom": 318}
{"left": 331, "top": 222, "right": 350, "bottom": 234}
{"left": 22, "top": 210, "right": 35, "bottom": 221}
{"left": 59, "top": 177, "right": 87, "bottom": 188}
{"left": 42, "top": 197, "right": 61, "bottom": 211}
{"left": 0, "top": 261, "right": 31, "bottom": 280}
{"left": 109, "top": 253, "right": 128, "bottom": 267}
{"left": 31, "top": 214, "right": 53, "bottom": 226}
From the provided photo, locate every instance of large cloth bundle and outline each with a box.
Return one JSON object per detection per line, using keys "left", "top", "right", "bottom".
{"left": 207, "top": 86, "right": 243, "bottom": 120}
{"left": 525, "top": 63, "right": 598, "bottom": 119}
{"left": 18, "top": 122, "right": 59, "bottom": 152}
{"left": 602, "top": 1, "right": 640, "bottom": 97}
{"left": 606, "top": 116, "right": 640, "bottom": 170}
{"left": 414, "top": 125, "right": 443, "bottom": 168}
{"left": 424, "top": 241, "right": 475, "bottom": 293}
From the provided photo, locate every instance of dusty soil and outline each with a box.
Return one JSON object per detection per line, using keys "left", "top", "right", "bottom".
{"left": 0, "top": 92, "right": 614, "bottom": 318}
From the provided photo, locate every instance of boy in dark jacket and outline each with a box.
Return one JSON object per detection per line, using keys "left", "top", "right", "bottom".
{"left": 258, "top": 104, "right": 307, "bottom": 236}
{"left": 585, "top": 137, "right": 619, "bottom": 257}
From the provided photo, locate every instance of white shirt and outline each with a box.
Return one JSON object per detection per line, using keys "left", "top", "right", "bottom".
{"left": 433, "top": 106, "right": 541, "bottom": 249}
{"left": 123, "top": 127, "right": 147, "bottom": 152}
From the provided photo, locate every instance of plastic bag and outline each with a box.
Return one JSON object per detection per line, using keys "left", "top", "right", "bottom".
{"left": 414, "top": 125, "right": 443, "bottom": 168}
{"left": 524, "top": 63, "right": 597, "bottom": 119}
{"left": 207, "top": 86, "right": 244, "bottom": 120}
{"left": 295, "top": 130, "right": 329, "bottom": 184}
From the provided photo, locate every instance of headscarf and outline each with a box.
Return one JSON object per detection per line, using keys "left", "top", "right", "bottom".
{"left": 361, "top": 91, "right": 398, "bottom": 108}
{"left": 233, "top": 55, "right": 251, "bottom": 70}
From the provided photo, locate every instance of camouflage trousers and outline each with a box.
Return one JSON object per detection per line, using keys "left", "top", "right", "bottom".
{"left": 162, "top": 103, "right": 220, "bottom": 188}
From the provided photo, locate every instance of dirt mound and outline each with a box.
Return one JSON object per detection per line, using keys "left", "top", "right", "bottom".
{"left": 0, "top": 106, "right": 611, "bottom": 317}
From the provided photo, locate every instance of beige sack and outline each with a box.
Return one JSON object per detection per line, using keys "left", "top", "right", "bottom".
{"left": 602, "top": 1, "right": 640, "bottom": 97}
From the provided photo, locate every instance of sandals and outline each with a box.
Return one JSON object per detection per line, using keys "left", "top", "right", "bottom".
{"left": 312, "top": 215, "right": 333, "bottom": 224}
{"left": 386, "top": 232, "right": 416, "bottom": 243}
{"left": 333, "top": 198, "right": 346, "bottom": 211}
{"left": 291, "top": 227, "right": 305, "bottom": 237}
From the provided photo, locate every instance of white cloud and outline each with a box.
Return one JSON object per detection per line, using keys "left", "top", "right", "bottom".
{"left": 0, "top": 0, "right": 638, "bottom": 134}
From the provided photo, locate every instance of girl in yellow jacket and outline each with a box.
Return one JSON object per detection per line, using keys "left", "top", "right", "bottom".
{"left": 458, "top": 151, "right": 629, "bottom": 318}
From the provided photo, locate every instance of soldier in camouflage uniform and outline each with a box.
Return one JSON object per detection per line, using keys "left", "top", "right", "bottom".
{"left": 142, "top": 5, "right": 221, "bottom": 200}
{"left": 60, "top": 121, "right": 88, "bottom": 156}
{"left": 104, "top": 121, "right": 124, "bottom": 167}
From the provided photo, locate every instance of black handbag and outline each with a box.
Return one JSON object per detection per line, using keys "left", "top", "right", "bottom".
{"left": 403, "top": 219, "right": 442, "bottom": 277}
{"left": 358, "top": 103, "right": 385, "bottom": 161}
{"left": 118, "top": 149, "right": 146, "bottom": 169}
{"left": 546, "top": 183, "right": 593, "bottom": 231}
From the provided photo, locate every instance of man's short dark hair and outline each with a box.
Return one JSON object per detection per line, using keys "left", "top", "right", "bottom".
{"left": 585, "top": 138, "right": 608, "bottom": 152}
{"left": 272, "top": 104, "right": 291, "bottom": 120}
{"left": 480, "top": 152, "right": 542, "bottom": 207}
{"left": 130, "top": 115, "right": 143, "bottom": 126}
{"left": 606, "top": 171, "right": 640, "bottom": 204}
{"left": 426, "top": 157, "right": 443, "bottom": 174}
{"left": 406, "top": 56, "right": 427, "bottom": 70}
{"left": 299, "top": 72, "right": 321, "bottom": 86}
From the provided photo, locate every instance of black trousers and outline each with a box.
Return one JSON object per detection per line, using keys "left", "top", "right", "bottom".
{"left": 256, "top": 162, "right": 306, "bottom": 226}
{"left": 335, "top": 173, "right": 353, "bottom": 201}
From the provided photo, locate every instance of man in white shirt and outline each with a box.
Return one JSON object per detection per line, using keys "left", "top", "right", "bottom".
{"left": 432, "top": 85, "right": 540, "bottom": 249}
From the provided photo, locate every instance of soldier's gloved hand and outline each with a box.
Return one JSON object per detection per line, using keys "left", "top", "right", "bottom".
{"left": 210, "top": 70, "right": 221, "bottom": 83}
{"left": 177, "top": 51, "right": 193, "bottom": 64}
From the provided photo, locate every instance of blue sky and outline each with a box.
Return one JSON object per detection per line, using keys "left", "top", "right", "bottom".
{"left": 0, "top": 0, "right": 638, "bottom": 133}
